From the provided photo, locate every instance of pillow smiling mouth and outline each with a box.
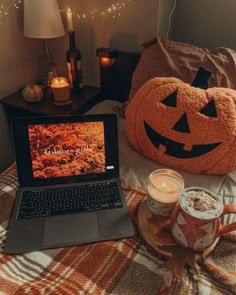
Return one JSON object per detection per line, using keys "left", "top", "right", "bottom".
{"left": 144, "top": 121, "right": 221, "bottom": 159}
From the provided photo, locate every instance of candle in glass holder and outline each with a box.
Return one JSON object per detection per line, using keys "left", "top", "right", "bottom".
{"left": 51, "top": 77, "right": 71, "bottom": 105}
{"left": 146, "top": 169, "right": 184, "bottom": 216}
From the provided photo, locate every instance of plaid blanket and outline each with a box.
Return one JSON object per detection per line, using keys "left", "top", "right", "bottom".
{"left": 0, "top": 164, "right": 236, "bottom": 295}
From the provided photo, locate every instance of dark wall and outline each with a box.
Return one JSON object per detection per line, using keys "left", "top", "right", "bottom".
{"left": 171, "top": 0, "right": 236, "bottom": 49}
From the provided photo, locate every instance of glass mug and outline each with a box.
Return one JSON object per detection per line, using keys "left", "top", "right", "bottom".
{"left": 146, "top": 169, "right": 184, "bottom": 216}
{"left": 170, "top": 187, "right": 236, "bottom": 250}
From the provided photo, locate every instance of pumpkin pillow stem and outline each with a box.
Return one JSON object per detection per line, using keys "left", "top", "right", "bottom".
{"left": 191, "top": 67, "right": 212, "bottom": 90}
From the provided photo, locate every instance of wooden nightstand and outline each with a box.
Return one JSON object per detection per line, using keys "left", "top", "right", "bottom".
{"left": 1, "top": 85, "right": 101, "bottom": 119}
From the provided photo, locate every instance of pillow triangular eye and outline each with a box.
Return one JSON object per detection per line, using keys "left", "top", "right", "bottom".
{"left": 161, "top": 91, "right": 177, "bottom": 107}
{"left": 199, "top": 99, "right": 217, "bottom": 117}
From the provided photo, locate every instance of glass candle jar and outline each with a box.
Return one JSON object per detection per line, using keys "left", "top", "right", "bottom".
{"left": 51, "top": 77, "right": 71, "bottom": 105}
{"left": 146, "top": 169, "right": 184, "bottom": 216}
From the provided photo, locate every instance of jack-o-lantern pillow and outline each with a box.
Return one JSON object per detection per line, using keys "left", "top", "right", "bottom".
{"left": 125, "top": 68, "right": 236, "bottom": 175}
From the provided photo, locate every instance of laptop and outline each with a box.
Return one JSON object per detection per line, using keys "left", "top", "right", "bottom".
{"left": 4, "top": 113, "right": 135, "bottom": 254}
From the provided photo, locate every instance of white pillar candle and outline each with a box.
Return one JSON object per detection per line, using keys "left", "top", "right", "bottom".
{"left": 67, "top": 8, "right": 74, "bottom": 32}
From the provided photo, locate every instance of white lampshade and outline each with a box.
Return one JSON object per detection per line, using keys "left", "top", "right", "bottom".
{"left": 24, "top": 0, "right": 65, "bottom": 39}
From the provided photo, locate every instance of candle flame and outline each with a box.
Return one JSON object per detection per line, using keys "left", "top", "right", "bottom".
{"left": 162, "top": 182, "right": 166, "bottom": 189}
{"left": 100, "top": 57, "right": 114, "bottom": 67}
{"left": 52, "top": 77, "right": 68, "bottom": 86}
{"left": 67, "top": 8, "right": 72, "bottom": 13}
{"left": 55, "top": 78, "right": 64, "bottom": 84}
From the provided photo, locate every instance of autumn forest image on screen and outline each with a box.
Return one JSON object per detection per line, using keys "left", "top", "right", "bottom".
{"left": 28, "top": 122, "right": 106, "bottom": 178}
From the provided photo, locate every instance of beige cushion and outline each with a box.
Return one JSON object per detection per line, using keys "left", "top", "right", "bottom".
{"left": 129, "top": 37, "right": 236, "bottom": 100}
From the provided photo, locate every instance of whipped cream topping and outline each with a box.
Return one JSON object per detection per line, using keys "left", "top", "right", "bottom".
{"left": 180, "top": 189, "right": 222, "bottom": 219}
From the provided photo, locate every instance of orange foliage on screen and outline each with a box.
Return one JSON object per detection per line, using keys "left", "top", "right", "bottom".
{"left": 28, "top": 122, "right": 105, "bottom": 179}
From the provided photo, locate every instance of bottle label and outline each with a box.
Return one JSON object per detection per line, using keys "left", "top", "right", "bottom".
{"left": 67, "top": 61, "right": 84, "bottom": 89}
{"left": 77, "top": 60, "right": 84, "bottom": 89}
{"left": 67, "top": 62, "right": 73, "bottom": 88}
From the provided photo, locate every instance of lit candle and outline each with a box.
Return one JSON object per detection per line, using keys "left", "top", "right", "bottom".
{"left": 146, "top": 169, "right": 184, "bottom": 216}
{"left": 67, "top": 8, "right": 74, "bottom": 32}
{"left": 148, "top": 175, "right": 181, "bottom": 203}
{"left": 52, "top": 77, "right": 68, "bottom": 87}
{"left": 100, "top": 57, "right": 112, "bottom": 67}
{"left": 51, "top": 77, "right": 71, "bottom": 105}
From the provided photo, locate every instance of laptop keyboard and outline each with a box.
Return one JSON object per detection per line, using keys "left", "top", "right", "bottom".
{"left": 17, "top": 182, "right": 123, "bottom": 220}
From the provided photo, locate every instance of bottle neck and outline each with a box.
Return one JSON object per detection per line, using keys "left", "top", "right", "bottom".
{"left": 69, "top": 31, "right": 77, "bottom": 49}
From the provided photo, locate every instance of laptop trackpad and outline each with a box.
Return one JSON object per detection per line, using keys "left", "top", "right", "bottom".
{"left": 44, "top": 213, "right": 99, "bottom": 247}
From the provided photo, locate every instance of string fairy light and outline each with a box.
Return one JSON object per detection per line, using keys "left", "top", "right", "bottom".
{"left": 60, "top": 0, "right": 133, "bottom": 22}
{"left": 0, "top": 0, "right": 133, "bottom": 25}
{"left": 0, "top": 0, "right": 22, "bottom": 24}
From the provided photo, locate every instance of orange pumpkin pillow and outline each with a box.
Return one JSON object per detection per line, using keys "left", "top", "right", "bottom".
{"left": 125, "top": 68, "right": 236, "bottom": 175}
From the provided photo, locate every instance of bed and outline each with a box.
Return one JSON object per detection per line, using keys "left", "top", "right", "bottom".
{"left": 0, "top": 37, "right": 236, "bottom": 294}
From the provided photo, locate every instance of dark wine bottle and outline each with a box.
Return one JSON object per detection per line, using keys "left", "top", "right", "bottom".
{"left": 66, "top": 31, "right": 84, "bottom": 90}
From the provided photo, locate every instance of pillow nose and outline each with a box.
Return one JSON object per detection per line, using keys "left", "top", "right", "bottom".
{"left": 172, "top": 113, "right": 190, "bottom": 133}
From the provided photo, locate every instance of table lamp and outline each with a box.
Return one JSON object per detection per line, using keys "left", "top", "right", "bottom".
{"left": 24, "top": 0, "right": 65, "bottom": 83}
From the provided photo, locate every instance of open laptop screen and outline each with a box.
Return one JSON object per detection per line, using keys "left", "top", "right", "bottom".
{"left": 12, "top": 114, "right": 119, "bottom": 187}
{"left": 28, "top": 121, "right": 106, "bottom": 179}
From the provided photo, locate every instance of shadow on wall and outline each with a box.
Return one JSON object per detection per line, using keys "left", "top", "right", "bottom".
{"left": 109, "top": 33, "right": 141, "bottom": 53}
{"left": 0, "top": 106, "right": 14, "bottom": 173}
{"left": 16, "top": 0, "right": 23, "bottom": 31}
{"left": 78, "top": 21, "right": 97, "bottom": 87}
